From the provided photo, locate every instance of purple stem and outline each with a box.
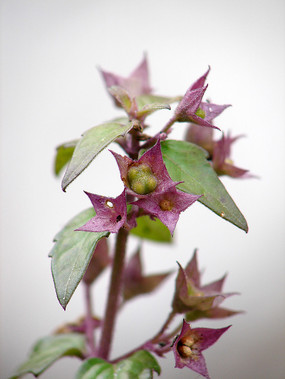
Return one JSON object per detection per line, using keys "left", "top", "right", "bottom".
{"left": 97, "top": 227, "right": 129, "bottom": 360}
{"left": 160, "top": 115, "right": 177, "bottom": 134}
{"left": 84, "top": 283, "right": 97, "bottom": 357}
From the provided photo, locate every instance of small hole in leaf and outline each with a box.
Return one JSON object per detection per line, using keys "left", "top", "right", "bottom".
{"left": 106, "top": 200, "right": 114, "bottom": 208}
{"left": 116, "top": 215, "right": 122, "bottom": 222}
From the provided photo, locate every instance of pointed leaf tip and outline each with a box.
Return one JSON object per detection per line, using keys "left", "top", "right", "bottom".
{"left": 61, "top": 120, "right": 134, "bottom": 191}
{"left": 50, "top": 208, "right": 109, "bottom": 309}
{"left": 161, "top": 140, "right": 248, "bottom": 232}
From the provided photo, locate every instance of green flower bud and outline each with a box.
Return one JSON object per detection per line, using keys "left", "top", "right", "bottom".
{"left": 195, "top": 107, "right": 206, "bottom": 119}
{"left": 127, "top": 163, "right": 158, "bottom": 195}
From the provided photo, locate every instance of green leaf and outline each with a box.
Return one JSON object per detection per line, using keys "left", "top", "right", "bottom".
{"left": 136, "top": 94, "right": 181, "bottom": 108}
{"left": 50, "top": 208, "right": 109, "bottom": 309}
{"left": 130, "top": 215, "right": 172, "bottom": 243}
{"left": 109, "top": 86, "right": 133, "bottom": 113}
{"left": 161, "top": 140, "right": 248, "bottom": 232}
{"left": 137, "top": 103, "right": 171, "bottom": 119}
{"left": 54, "top": 140, "right": 78, "bottom": 176}
{"left": 14, "top": 333, "right": 85, "bottom": 377}
{"left": 62, "top": 120, "right": 134, "bottom": 191}
{"left": 75, "top": 358, "right": 114, "bottom": 379}
{"left": 76, "top": 351, "right": 160, "bottom": 379}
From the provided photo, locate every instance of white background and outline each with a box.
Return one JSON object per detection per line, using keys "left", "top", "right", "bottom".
{"left": 1, "top": 1, "right": 284, "bottom": 378}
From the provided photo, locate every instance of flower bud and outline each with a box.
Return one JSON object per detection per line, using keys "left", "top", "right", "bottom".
{"left": 127, "top": 163, "right": 158, "bottom": 195}
{"left": 177, "top": 336, "right": 195, "bottom": 358}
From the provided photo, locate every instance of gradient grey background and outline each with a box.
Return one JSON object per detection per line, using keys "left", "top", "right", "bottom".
{"left": 1, "top": 1, "right": 284, "bottom": 378}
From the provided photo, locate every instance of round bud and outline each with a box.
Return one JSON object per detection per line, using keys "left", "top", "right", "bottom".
{"left": 177, "top": 344, "right": 192, "bottom": 358}
{"left": 177, "top": 336, "right": 195, "bottom": 358}
{"left": 127, "top": 163, "right": 158, "bottom": 195}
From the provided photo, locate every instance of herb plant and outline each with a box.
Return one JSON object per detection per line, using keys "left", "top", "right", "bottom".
{"left": 11, "top": 56, "right": 251, "bottom": 379}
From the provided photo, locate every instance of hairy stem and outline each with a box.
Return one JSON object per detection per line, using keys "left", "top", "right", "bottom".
{"left": 97, "top": 227, "right": 129, "bottom": 359}
{"left": 84, "top": 283, "right": 96, "bottom": 357}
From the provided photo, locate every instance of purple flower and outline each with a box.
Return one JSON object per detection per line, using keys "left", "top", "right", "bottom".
{"left": 185, "top": 123, "right": 215, "bottom": 155}
{"left": 133, "top": 187, "right": 201, "bottom": 235}
{"left": 186, "top": 125, "right": 253, "bottom": 179}
{"left": 111, "top": 141, "right": 180, "bottom": 197}
{"left": 212, "top": 133, "right": 252, "bottom": 178}
{"left": 100, "top": 55, "right": 151, "bottom": 99}
{"left": 174, "top": 69, "right": 230, "bottom": 130}
{"left": 172, "top": 250, "right": 237, "bottom": 314}
{"left": 76, "top": 190, "right": 127, "bottom": 233}
{"left": 173, "top": 319, "right": 231, "bottom": 378}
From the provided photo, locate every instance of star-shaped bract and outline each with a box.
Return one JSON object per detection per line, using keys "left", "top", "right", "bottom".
{"left": 212, "top": 133, "right": 251, "bottom": 178}
{"left": 172, "top": 250, "right": 236, "bottom": 314}
{"left": 100, "top": 55, "right": 151, "bottom": 99}
{"left": 174, "top": 68, "right": 230, "bottom": 130}
{"left": 111, "top": 140, "right": 180, "bottom": 197}
{"left": 76, "top": 190, "right": 127, "bottom": 233}
{"left": 133, "top": 187, "right": 201, "bottom": 235}
{"left": 173, "top": 319, "right": 231, "bottom": 378}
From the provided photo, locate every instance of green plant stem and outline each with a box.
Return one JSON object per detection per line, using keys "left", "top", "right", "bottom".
{"left": 84, "top": 283, "right": 96, "bottom": 357}
{"left": 97, "top": 227, "right": 129, "bottom": 360}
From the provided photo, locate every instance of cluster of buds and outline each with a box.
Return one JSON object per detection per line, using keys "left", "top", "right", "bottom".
{"left": 78, "top": 141, "right": 201, "bottom": 236}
